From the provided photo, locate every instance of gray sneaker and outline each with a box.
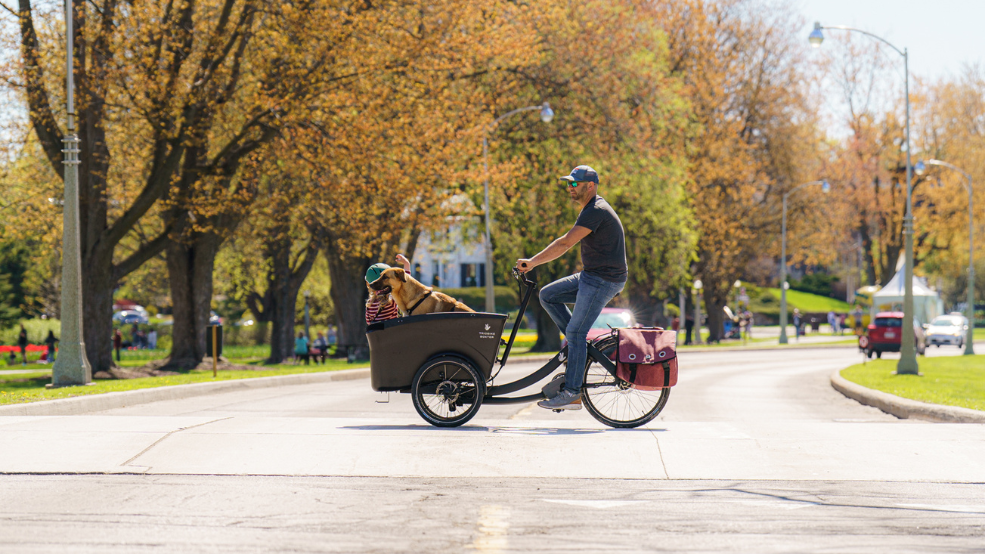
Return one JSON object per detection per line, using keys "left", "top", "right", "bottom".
{"left": 538, "top": 388, "right": 582, "bottom": 411}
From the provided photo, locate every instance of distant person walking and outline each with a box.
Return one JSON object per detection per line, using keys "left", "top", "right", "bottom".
{"left": 827, "top": 310, "right": 837, "bottom": 335}
{"left": 838, "top": 313, "right": 847, "bottom": 336}
{"left": 852, "top": 305, "right": 864, "bottom": 335}
{"left": 294, "top": 332, "right": 310, "bottom": 365}
{"left": 113, "top": 329, "right": 122, "bottom": 362}
{"left": 17, "top": 325, "right": 28, "bottom": 364}
{"left": 148, "top": 329, "right": 158, "bottom": 350}
{"left": 741, "top": 308, "right": 753, "bottom": 341}
{"left": 684, "top": 314, "right": 694, "bottom": 345}
{"left": 312, "top": 332, "right": 328, "bottom": 364}
{"left": 44, "top": 330, "right": 58, "bottom": 363}
{"left": 792, "top": 309, "right": 802, "bottom": 341}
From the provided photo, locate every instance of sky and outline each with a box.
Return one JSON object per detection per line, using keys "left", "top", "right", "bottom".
{"left": 798, "top": 0, "right": 985, "bottom": 81}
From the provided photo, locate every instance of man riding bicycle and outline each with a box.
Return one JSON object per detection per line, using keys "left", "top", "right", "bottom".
{"left": 516, "top": 165, "right": 627, "bottom": 411}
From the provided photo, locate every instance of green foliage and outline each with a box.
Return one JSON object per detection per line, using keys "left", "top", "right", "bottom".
{"left": 437, "top": 286, "right": 518, "bottom": 313}
{"left": 841, "top": 356, "right": 985, "bottom": 412}
{"left": 0, "top": 318, "right": 61, "bottom": 346}
{"left": 0, "top": 274, "right": 20, "bottom": 330}
{"left": 0, "top": 240, "right": 34, "bottom": 321}
{"left": 790, "top": 272, "right": 840, "bottom": 298}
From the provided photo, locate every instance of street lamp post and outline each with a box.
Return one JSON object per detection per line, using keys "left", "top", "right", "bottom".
{"left": 693, "top": 279, "right": 703, "bottom": 345}
{"left": 915, "top": 159, "right": 975, "bottom": 355}
{"left": 50, "top": 0, "right": 91, "bottom": 387}
{"left": 481, "top": 102, "right": 554, "bottom": 312}
{"left": 810, "top": 23, "right": 919, "bottom": 374}
{"left": 779, "top": 180, "right": 830, "bottom": 344}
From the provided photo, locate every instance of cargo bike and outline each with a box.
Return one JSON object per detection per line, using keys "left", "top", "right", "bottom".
{"left": 367, "top": 269, "right": 676, "bottom": 428}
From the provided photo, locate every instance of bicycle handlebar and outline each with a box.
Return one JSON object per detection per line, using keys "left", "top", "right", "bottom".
{"left": 512, "top": 266, "right": 536, "bottom": 287}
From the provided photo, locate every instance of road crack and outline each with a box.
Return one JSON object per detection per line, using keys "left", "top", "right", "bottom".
{"left": 120, "top": 417, "right": 233, "bottom": 468}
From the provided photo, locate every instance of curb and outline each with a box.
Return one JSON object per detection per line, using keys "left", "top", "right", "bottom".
{"left": 830, "top": 369, "right": 985, "bottom": 423}
{"left": 0, "top": 368, "right": 370, "bottom": 416}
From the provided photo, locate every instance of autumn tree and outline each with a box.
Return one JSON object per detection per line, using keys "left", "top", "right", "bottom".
{"left": 487, "top": 0, "right": 695, "bottom": 351}
{"left": 913, "top": 67, "right": 985, "bottom": 306}
{"left": 657, "top": 0, "right": 822, "bottom": 341}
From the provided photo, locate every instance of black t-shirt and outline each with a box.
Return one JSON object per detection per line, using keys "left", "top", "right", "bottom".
{"left": 574, "top": 195, "right": 628, "bottom": 283}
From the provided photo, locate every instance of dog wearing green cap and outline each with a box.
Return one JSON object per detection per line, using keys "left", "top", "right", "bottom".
{"left": 365, "top": 255, "right": 411, "bottom": 325}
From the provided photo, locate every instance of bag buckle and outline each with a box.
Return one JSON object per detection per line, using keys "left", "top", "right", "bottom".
{"left": 644, "top": 354, "right": 653, "bottom": 362}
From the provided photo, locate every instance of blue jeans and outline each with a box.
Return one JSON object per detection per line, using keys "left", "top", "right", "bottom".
{"left": 539, "top": 272, "right": 626, "bottom": 393}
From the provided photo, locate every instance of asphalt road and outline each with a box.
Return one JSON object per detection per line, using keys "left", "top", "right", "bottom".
{"left": 1, "top": 344, "right": 983, "bottom": 552}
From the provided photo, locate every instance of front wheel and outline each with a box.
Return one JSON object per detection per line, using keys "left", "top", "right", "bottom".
{"left": 411, "top": 356, "right": 484, "bottom": 427}
{"left": 581, "top": 335, "right": 670, "bottom": 429}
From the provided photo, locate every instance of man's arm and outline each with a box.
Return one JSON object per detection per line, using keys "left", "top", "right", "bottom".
{"left": 517, "top": 225, "right": 592, "bottom": 273}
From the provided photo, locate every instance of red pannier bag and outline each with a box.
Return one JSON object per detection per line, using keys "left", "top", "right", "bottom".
{"left": 615, "top": 328, "right": 678, "bottom": 390}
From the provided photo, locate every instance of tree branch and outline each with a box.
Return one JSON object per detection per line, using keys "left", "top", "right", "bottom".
{"left": 112, "top": 228, "right": 172, "bottom": 282}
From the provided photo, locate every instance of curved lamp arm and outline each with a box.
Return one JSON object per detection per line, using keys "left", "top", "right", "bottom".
{"left": 783, "top": 180, "right": 828, "bottom": 202}
{"left": 919, "top": 159, "right": 973, "bottom": 193}
{"left": 814, "top": 24, "right": 906, "bottom": 57}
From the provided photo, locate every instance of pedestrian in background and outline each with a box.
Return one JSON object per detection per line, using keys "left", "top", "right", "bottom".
{"left": 113, "top": 329, "right": 122, "bottom": 362}
{"left": 294, "top": 332, "right": 310, "bottom": 365}
{"left": 17, "top": 325, "right": 28, "bottom": 364}
{"left": 741, "top": 308, "right": 753, "bottom": 341}
{"left": 44, "top": 330, "right": 58, "bottom": 363}
{"left": 827, "top": 310, "right": 836, "bottom": 335}
{"left": 792, "top": 309, "right": 802, "bottom": 341}
{"left": 838, "top": 313, "right": 847, "bottom": 336}
{"left": 148, "top": 329, "right": 158, "bottom": 350}
{"left": 312, "top": 332, "right": 328, "bottom": 364}
{"left": 684, "top": 313, "right": 694, "bottom": 345}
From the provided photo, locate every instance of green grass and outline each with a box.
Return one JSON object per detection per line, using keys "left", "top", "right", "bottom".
{"left": 0, "top": 365, "right": 355, "bottom": 406}
{"left": 841, "top": 355, "right": 985, "bottom": 412}
{"left": 763, "top": 288, "right": 854, "bottom": 313}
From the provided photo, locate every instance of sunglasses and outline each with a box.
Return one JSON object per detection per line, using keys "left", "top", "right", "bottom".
{"left": 562, "top": 180, "right": 585, "bottom": 188}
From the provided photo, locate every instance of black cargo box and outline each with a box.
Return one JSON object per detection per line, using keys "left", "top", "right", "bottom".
{"left": 367, "top": 312, "right": 507, "bottom": 391}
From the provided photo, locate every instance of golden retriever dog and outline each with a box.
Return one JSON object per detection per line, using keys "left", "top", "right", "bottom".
{"left": 368, "top": 268, "right": 475, "bottom": 316}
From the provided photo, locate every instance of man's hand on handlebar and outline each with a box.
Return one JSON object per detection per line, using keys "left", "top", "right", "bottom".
{"left": 516, "top": 258, "right": 535, "bottom": 274}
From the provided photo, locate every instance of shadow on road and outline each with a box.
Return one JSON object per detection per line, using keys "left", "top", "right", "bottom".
{"left": 341, "top": 424, "right": 663, "bottom": 435}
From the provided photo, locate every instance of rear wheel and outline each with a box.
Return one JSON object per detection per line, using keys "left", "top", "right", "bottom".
{"left": 411, "top": 356, "right": 484, "bottom": 427}
{"left": 582, "top": 335, "right": 669, "bottom": 429}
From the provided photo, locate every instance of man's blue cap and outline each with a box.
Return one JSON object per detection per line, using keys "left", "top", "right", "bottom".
{"left": 559, "top": 165, "right": 599, "bottom": 184}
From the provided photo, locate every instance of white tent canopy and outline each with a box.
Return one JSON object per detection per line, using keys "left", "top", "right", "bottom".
{"left": 872, "top": 264, "right": 944, "bottom": 324}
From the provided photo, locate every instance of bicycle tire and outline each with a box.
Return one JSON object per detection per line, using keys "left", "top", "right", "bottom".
{"left": 582, "top": 335, "right": 670, "bottom": 428}
{"left": 411, "top": 355, "right": 484, "bottom": 427}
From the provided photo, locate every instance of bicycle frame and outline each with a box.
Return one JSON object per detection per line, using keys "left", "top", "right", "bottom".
{"left": 484, "top": 270, "right": 617, "bottom": 405}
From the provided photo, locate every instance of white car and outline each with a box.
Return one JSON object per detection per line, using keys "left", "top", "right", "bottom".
{"left": 924, "top": 314, "right": 968, "bottom": 348}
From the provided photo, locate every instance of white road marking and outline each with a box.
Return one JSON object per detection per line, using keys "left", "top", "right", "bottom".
{"left": 471, "top": 504, "right": 510, "bottom": 552}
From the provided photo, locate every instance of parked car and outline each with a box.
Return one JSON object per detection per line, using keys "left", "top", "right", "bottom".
{"left": 112, "top": 309, "right": 149, "bottom": 325}
{"left": 861, "top": 311, "right": 926, "bottom": 359}
{"left": 924, "top": 314, "right": 968, "bottom": 348}
{"left": 587, "top": 308, "right": 637, "bottom": 340}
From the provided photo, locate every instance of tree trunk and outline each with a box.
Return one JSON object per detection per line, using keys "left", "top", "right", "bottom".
{"left": 325, "top": 248, "right": 372, "bottom": 360}
{"left": 265, "top": 234, "right": 293, "bottom": 363}
{"left": 165, "top": 233, "right": 221, "bottom": 369}
{"left": 703, "top": 286, "right": 726, "bottom": 343}
{"left": 82, "top": 256, "right": 115, "bottom": 371}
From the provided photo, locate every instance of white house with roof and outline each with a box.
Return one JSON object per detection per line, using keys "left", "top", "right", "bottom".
{"left": 407, "top": 195, "right": 488, "bottom": 289}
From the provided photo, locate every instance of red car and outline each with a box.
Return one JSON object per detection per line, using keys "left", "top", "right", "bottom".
{"left": 861, "top": 311, "right": 926, "bottom": 359}
{"left": 587, "top": 308, "right": 637, "bottom": 340}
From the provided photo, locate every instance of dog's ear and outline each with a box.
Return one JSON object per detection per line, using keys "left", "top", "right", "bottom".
{"left": 394, "top": 268, "right": 407, "bottom": 282}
